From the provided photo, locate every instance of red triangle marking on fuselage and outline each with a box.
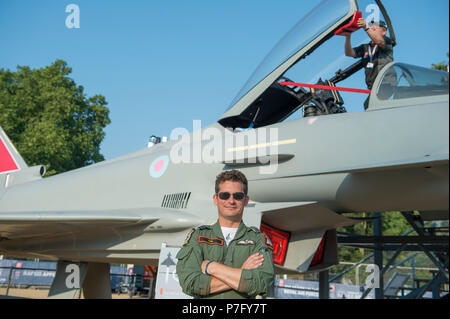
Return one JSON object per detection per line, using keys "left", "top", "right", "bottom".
{"left": 0, "top": 135, "right": 19, "bottom": 173}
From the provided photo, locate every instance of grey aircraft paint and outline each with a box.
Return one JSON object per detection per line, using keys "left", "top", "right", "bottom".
{"left": 0, "top": 0, "right": 447, "bottom": 298}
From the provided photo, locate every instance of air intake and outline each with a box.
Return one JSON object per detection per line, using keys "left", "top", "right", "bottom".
{"left": 161, "top": 192, "right": 191, "bottom": 209}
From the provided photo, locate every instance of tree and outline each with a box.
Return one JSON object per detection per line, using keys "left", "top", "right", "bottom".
{"left": 0, "top": 60, "right": 110, "bottom": 176}
{"left": 431, "top": 53, "right": 449, "bottom": 72}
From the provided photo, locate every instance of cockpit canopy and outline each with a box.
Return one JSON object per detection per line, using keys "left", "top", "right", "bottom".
{"left": 220, "top": 0, "right": 356, "bottom": 129}
{"left": 376, "top": 63, "right": 449, "bottom": 101}
{"left": 218, "top": 0, "right": 448, "bottom": 130}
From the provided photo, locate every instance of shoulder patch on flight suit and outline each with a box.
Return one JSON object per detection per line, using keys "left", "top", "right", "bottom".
{"left": 263, "top": 234, "right": 274, "bottom": 251}
{"left": 198, "top": 235, "right": 224, "bottom": 246}
{"left": 196, "top": 225, "right": 211, "bottom": 230}
{"left": 183, "top": 228, "right": 196, "bottom": 246}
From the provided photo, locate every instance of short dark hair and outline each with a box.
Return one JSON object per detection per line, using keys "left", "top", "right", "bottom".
{"left": 370, "top": 20, "right": 387, "bottom": 30}
{"left": 215, "top": 170, "right": 248, "bottom": 195}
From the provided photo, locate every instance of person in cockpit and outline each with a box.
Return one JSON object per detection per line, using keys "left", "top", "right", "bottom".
{"left": 345, "top": 18, "right": 394, "bottom": 109}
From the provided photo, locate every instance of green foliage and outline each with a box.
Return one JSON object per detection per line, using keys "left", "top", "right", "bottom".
{"left": 431, "top": 52, "right": 449, "bottom": 71}
{"left": 382, "top": 211, "right": 412, "bottom": 235}
{"left": 0, "top": 60, "right": 110, "bottom": 176}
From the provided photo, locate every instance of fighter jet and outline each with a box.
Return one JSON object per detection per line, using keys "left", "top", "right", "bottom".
{"left": 0, "top": 0, "right": 448, "bottom": 298}
{"left": 161, "top": 253, "right": 177, "bottom": 268}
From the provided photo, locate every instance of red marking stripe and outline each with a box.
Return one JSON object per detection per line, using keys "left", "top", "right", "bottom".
{"left": 280, "top": 81, "right": 371, "bottom": 94}
{"left": 0, "top": 136, "right": 19, "bottom": 173}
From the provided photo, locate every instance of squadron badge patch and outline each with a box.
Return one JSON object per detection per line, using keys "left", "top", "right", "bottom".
{"left": 183, "top": 228, "right": 195, "bottom": 246}
{"left": 263, "top": 234, "right": 274, "bottom": 251}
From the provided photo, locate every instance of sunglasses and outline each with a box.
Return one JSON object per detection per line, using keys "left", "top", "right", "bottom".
{"left": 217, "top": 192, "right": 246, "bottom": 201}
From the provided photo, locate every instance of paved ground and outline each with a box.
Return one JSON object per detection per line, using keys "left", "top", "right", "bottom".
{"left": 0, "top": 287, "right": 142, "bottom": 299}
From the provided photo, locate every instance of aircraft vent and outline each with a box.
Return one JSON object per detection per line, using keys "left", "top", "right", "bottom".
{"left": 161, "top": 192, "right": 191, "bottom": 209}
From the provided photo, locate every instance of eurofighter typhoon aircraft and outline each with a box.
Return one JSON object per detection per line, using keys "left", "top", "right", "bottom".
{"left": 0, "top": 0, "right": 448, "bottom": 298}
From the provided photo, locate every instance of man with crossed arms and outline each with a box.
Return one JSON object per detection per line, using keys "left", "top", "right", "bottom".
{"left": 176, "top": 170, "right": 274, "bottom": 299}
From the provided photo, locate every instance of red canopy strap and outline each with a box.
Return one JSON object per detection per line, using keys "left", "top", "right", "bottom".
{"left": 280, "top": 81, "right": 371, "bottom": 94}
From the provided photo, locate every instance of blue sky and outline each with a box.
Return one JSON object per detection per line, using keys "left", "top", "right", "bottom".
{"left": 1, "top": 0, "right": 449, "bottom": 160}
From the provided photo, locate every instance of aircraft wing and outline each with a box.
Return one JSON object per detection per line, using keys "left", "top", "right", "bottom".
{"left": 308, "top": 153, "right": 449, "bottom": 176}
{"left": 0, "top": 208, "right": 199, "bottom": 240}
{"left": 251, "top": 153, "right": 448, "bottom": 180}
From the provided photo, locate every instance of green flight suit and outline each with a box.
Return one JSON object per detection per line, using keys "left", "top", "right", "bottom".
{"left": 176, "top": 220, "right": 275, "bottom": 299}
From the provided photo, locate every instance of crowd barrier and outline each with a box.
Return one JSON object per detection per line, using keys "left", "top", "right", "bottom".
{"left": 0, "top": 260, "right": 129, "bottom": 290}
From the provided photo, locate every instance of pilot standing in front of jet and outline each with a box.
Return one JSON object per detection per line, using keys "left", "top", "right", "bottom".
{"left": 176, "top": 170, "right": 275, "bottom": 299}
{"left": 345, "top": 18, "right": 394, "bottom": 109}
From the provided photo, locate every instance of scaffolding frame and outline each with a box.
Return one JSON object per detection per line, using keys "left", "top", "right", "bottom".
{"left": 319, "top": 211, "right": 449, "bottom": 299}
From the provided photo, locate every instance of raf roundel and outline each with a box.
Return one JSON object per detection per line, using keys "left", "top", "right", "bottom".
{"left": 149, "top": 155, "right": 169, "bottom": 178}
